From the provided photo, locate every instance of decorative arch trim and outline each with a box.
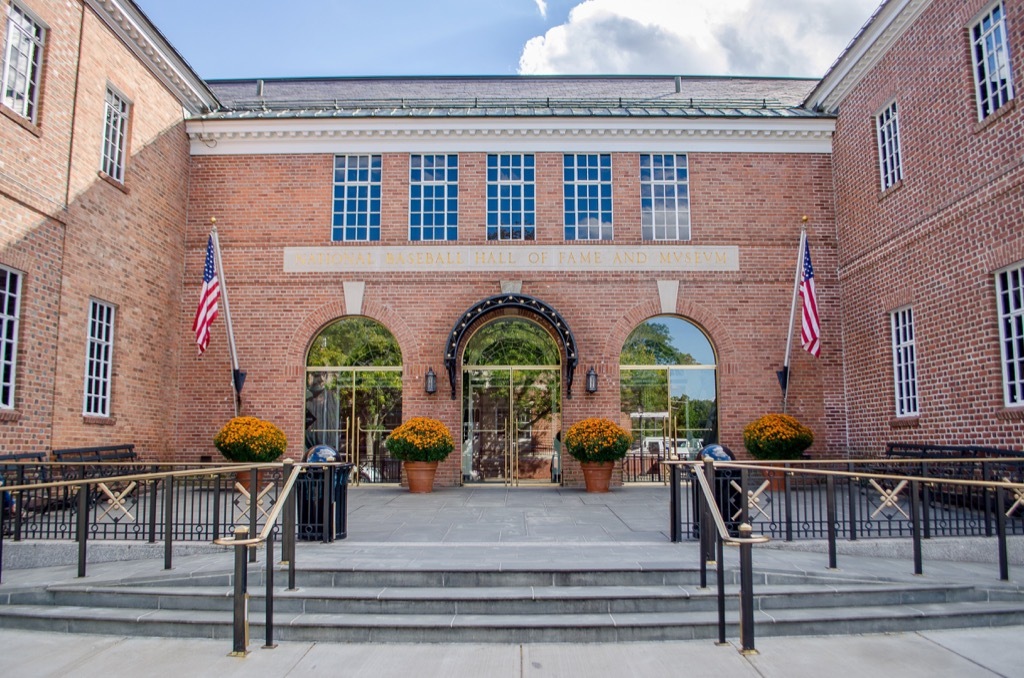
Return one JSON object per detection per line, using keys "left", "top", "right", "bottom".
{"left": 444, "top": 293, "right": 579, "bottom": 399}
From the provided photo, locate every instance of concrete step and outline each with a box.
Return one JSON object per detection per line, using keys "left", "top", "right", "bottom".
{"left": 40, "top": 581, "right": 985, "bottom": 616}
{"left": 1, "top": 600, "right": 1023, "bottom": 643}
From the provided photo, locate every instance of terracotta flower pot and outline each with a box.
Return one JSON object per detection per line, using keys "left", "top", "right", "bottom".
{"left": 580, "top": 461, "right": 615, "bottom": 493}
{"left": 404, "top": 461, "right": 439, "bottom": 493}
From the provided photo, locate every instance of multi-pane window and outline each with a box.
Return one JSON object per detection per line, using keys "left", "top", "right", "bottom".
{"left": 83, "top": 300, "right": 115, "bottom": 417}
{"left": 563, "top": 154, "right": 612, "bottom": 241}
{"left": 0, "top": 266, "right": 21, "bottom": 409}
{"left": 971, "top": 2, "right": 1015, "bottom": 120}
{"left": 876, "top": 101, "right": 902, "bottom": 191}
{"left": 890, "top": 307, "right": 918, "bottom": 417}
{"left": 333, "top": 155, "right": 382, "bottom": 242}
{"left": 409, "top": 154, "right": 458, "bottom": 242}
{"left": 2, "top": 2, "right": 45, "bottom": 122}
{"left": 101, "top": 87, "right": 130, "bottom": 183}
{"left": 997, "top": 262, "right": 1024, "bottom": 406}
{"left": 486, "top": 154, "right": 535, "bottom": 241}
{"left": 640, "top": 154, "right": 690, "bottom": 241}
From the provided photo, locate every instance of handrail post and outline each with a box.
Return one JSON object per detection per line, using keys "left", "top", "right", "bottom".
{"left": 847, "top": 462, "right": 858, "bottom": 541}
{"left": 702, "top": 458, "right": 715, "bottom": 563}
{"left": 740, "top": 468, "right": 750, "bottom": 524}
{"left": 669, "top": 463, "right": 681, "bottom": 542}
{"left": 249, "top": 467, "right": 258, "bottom": 563}
{"left": 996, "top": 486, "right": 1009, "bottom": 581}
{"left": 164, "top": 474, "right": 173, "bottom": 570}
{"left": 230, "top": 526, "right": 250, "bottom": 656}
{"left": 212, "top": 468, "right": 222, "bottom": 542}
{"left": 148, "top": 465, "right": 158, "bottom": 543}
{"left": 263, "top": 527, "right": 277, "bottom": 649}
{"left": 715, "top": 532, "right": 726, "bottom": 645}
{"left": 738, "top": 522, "right": 757, "bottom": 655}
{"left": 910, "top": 479, "right": 923, "bottom": 575}
{"left": 921, "top": 461, "right": 931, "bottom": 540}
{"left": 826, "top": 474, "right": 838, "bottom": 569}
{"left": 783, "top": 464, "right": 793, "bottom": 542}
{"left": 77, "top": 481, "right": 88, "bottom": 578}
{"left": 697, "top": 467, "right": 708, "bottom": 589}
{"left": 287, "top": 468, "right": 298, "bottom": 591}
{"left": 982, "top": 462, "right": 993, "bottom": 537}
{"left": 14, "top": 465, "right": 24, "bottom": 541}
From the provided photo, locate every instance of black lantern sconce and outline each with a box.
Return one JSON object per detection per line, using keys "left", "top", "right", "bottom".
{"left": 585, "top": 366, "right": 598, "bottom": 394}
{"left": 425, "top": 367, "right": 437, "bottom": 395}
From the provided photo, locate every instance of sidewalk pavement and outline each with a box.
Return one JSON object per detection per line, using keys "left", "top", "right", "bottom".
{"left": 1, "top": 485, "right": 1023, "bottom": 677}
{"left": 2, "top": 626, "right": 1021, "bottom": 677}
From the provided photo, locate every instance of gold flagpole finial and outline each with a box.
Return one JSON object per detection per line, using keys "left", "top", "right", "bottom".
{"left": 801, "top": 215, "right": 808, "bottom": 223}
{"left": 210, "top": 216, "right": 217, "bottom": 233}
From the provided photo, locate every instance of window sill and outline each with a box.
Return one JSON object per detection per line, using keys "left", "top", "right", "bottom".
{"left": 890, "top": 416, "right": 920, "bottom": 428}
{"left": 0, "top": 104, "right": 41, "bottom": 137}
{"left": 973, "top": 98, "right": 1016, "bottom": 134}
{"left": 878, "top": 179, "right": 903, "bottom": 202}
{"left": 0, "top": 408, "right": 21, "bottom": 422}
{"left": 83, "top": 415, "right": 116, "bottom": 426}
{"left": 98, "top": 171, "right": 129, "bottom": 194}
{"left": 996, "top": 406, "right": 1024, "bottom": 421}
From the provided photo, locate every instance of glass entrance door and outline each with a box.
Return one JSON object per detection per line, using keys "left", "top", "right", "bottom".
{"left": 463, "top": 367, "right": 561, "bottom": 484}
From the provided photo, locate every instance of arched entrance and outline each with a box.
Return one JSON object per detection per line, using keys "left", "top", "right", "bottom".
{"left": 619, "top": 316, "right": 718, "bottom": 482}
{"left": 462, "top": 317, "right": 562, "bottom": 485}
{"left": 304, "top": 317, "right": 402, "bottom": 483}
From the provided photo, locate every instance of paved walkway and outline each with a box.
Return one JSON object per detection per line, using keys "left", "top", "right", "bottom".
{"left": 2, "top": 484, "right": 1023, "bottom": 677}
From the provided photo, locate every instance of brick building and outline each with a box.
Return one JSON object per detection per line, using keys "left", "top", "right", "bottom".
{"left": 0, "top": 0, "right": 1020, "bottom": 486}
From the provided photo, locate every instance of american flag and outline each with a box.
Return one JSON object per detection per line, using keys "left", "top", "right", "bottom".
{"left": 799, "top": 238, "right": 821, "bottom": 357}
{"left": 192, "top": 235, "right": 220, "bottom": 355}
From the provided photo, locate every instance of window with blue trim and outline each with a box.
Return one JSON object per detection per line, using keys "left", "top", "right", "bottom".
{"left": 640, "top": 154, "right": 690, "bottom": 241}
{"left": 487, "top": 154, "right": 535, "bottom": 241}
{"left": 410, "top": 154, "right": 458, "bottom": 242}
{"left": 563, "top": 154, "right": 612, "bottom": 241}
{"left": 332, "top": 155, "right": 382, "bottom": 242}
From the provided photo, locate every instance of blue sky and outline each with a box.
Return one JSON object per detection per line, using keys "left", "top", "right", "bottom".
{"left": 136, "top": 0, "right": 880, "bottom": 80}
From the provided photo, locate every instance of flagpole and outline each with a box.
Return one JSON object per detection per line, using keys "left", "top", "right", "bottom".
{"left": 781, "top": 222, "right": 808, "bottom": 413}
{"left": 210, "top": 220, "right": 241, "bottom": 417}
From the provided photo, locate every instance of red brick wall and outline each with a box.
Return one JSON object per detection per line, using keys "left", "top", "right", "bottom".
{"left": 832, "top": 0, "right": 1024, "bottom": 451}
{"left": 0, "top": 1, "right": 192, "bottom": 458}
{"left": 47, "top": 7, "right": 192, "bottom": 458}
{"left": 180, "top": 151, "right": 840, "bottom": 483}
{"left": 0, "top": 0, "right": 82, "bottom": 452}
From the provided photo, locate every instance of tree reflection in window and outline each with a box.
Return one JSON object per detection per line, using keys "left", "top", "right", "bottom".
{"left": 620, "top": 316, "right": 718, "bottom": 453}
{"left": 305, "top": 318, "right": 402, "bottom": 477}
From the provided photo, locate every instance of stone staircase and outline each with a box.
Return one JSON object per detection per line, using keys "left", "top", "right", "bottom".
{"left": 2, "top": 563, "right": 1023, "bottom": 643}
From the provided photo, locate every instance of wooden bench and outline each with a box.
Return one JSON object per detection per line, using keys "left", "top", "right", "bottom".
{"left": 882, "top": 443, "right": 1024, "bottom": 514}
{"left": 885, "top": 442, "right": 1024, "bottom": 461}
{"left": 52, "top": 444, "right": 136, "bottom": 465}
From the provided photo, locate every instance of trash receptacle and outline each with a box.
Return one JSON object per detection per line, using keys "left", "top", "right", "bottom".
{"left": 691, "top": 444, "right": 742, "bottom": 537}
{"left": 297, "top": 446, "right": 352, "bottom": 542}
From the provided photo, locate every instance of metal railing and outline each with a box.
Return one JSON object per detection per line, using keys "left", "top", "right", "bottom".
{"left": 673, "top": 459, "right": 769, "bottom": 654}
{"left": 213, "top": 460, "right": 304, "bottom": 655}
{"left": 667, "top": 459, "right": 1024, "bottom": 581}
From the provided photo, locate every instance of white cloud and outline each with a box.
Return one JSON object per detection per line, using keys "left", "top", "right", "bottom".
{"left": 518, "top": 0, "right": 880, "bottom": 77}
{"left": 534, "top": 0, "right": 548, "bottom": 19}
